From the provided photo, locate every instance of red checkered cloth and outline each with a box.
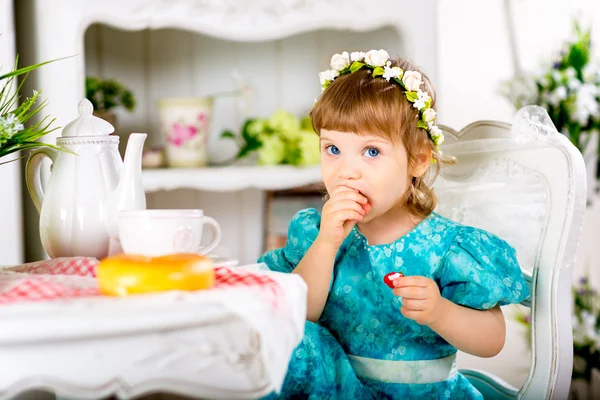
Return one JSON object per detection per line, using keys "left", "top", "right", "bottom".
{"left": 0, "top": 257, "right": 283, "bottom": 308}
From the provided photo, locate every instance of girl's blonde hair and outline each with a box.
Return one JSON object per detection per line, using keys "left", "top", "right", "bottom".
{"left": 310, "top": 57, "right": 455, "bottom": 219}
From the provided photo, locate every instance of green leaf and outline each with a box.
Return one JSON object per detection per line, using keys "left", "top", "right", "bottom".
{"left": 349, "top": 61, "right": 365, "bottom": 73}
{"left": 393, "top": 77, "right": 404, "bottom": 88}
{"left": 372, "top": 67, "right": 385, "bottom": 78}
{"left": 0, "top": 55, "right": 73, "bottom": 81}
{"left": 417, "top": 120, "right": 428, "bottom": 130}
{"left": 240, "top": 118, "right": 256, "bottom": 142}
{"left": 220, "top": 130, "right": 236, "bottom": 139}
{"left": 405, "top": 91, "right": 418, "bottom": 102}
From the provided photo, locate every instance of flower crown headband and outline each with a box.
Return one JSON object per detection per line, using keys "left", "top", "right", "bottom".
{"left": 318, "top": 49, "right": 444, "bottom": 149}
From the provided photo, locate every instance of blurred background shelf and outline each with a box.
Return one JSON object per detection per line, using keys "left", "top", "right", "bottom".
{"left": 142, "top": 165, "right": 322, "bottom": 192}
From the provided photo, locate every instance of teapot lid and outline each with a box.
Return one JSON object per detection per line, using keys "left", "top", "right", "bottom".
{"left": 61, "top": 99, "right": 115, "bottom": 137}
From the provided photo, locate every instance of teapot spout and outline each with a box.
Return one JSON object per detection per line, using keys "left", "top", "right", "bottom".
{"left": 122, "top": 133, "right": 147, "bottom": 181}
{"left": 105, "top": 133, "right": 147, "bottom": 243}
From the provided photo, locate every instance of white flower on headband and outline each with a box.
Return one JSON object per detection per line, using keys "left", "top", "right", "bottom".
{"left": 402, "top": 71, "right": 423, "bottom": 92}
{"left": 382, "top": 65, "right": 403, "bottom": 82}
{"left": 423, "top": 108, "right": 437, "bottom": 122}
{"left": 413, "top": 90, "right": 431, "bottom": 111}
{"left": 350, "top": 51, "right": 366, "bottom": 62}
{"left": 319, "top": 69, "right": 339, "bottom": 86}
{"left": 430, "top": 125, "right": 444, "bottom": 146}
{"left": 330, "top": 52, "right": 350, "bottom": 71}
{"left": 364, "top": 49, "right": 389, "bottom": 67}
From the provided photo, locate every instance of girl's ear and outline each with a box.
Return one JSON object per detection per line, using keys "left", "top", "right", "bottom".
{"left": 413, "top": 146, "right": 432, "bottom": 178}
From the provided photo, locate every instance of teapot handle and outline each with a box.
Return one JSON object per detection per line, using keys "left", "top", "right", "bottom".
{"left": 26, "top": 147, "right": 58, "bottom": 214}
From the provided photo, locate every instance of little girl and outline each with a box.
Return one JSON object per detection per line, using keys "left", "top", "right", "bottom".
{"left": 260, "top": 49, "right": 530, "bottom": 399}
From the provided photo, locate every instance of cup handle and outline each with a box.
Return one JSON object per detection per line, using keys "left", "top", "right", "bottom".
{"left": 197, "top": 216, "right": 221, "bottom": 255}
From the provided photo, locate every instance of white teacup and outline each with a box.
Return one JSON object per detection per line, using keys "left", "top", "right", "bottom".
{"left": 118, "top": 209, "right": 221, "bottom": 256}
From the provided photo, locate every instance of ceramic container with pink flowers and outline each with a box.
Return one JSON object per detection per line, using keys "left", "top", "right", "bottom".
{"left": 157, "top": 97, "right": 213, "bottom": 167}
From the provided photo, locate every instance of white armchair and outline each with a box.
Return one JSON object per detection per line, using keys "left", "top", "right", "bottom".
{"left": 435, "top": 106, "right": 587, "bottom": 399}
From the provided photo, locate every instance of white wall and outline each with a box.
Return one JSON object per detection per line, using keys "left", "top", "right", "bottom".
{"left": 0, "top": 0, "right": 24, "bottom": 266}
{"left": 438, "top": 0, "right": 600, "bottom": 128}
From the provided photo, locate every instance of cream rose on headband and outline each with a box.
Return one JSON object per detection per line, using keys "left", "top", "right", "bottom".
{"left": 423, "top": 108, "right": 437, "bottom": 122}
{"left": 330, "top": 52, "right": 350, "bottom": 71}
{"left": 319, "top": 69, "right": 339, "bottom": 86}
{"left": 364, "top": 49, "right": 390, "bottom": 67}
{"left": 402, "top": 71, "right": 423, "bottom": 92}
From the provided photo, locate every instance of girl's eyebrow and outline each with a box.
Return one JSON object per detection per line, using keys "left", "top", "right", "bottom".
{"left": 362, "top": 137, "right": 392, "bottom": 146}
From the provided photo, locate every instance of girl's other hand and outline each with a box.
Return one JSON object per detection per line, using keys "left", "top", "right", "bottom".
{"left": 393, "top": 276, "right": 448, "bottom": 326}
{"left": 316, "top": 185, "right": 369, "bottom": 250}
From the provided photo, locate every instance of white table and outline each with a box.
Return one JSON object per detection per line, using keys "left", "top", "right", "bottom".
{"left": 0, "top": 266, "right": 306, "bottom": 400}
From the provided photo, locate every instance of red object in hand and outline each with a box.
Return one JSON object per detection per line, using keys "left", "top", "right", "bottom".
{"left": 383, "top": 272, "right": 404, "bottom": 288}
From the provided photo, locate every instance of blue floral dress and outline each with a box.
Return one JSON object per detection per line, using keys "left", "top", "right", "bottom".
{"left": 259, "top": 208, "right": 530, "bottom": 399}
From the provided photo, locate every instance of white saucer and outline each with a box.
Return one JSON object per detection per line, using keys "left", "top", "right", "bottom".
{"left": 208, "top": 256, "right": 239, "bottom": 267}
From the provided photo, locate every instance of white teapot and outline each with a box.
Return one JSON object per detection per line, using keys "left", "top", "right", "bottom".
{"left": 26, "top": 99, "right": 147, "bottom": 259}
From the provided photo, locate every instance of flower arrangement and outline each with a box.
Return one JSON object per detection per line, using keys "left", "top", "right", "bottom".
{"left": 221, "top": 109, "right": 320, "bottom": 166}
{"left": 318, "top": 49, "right": 444, "bottom": 149}
{"left": 514, "top": 276, "right": 600, "bottom": 381}
{"left": 0, "top": 57, "right": 64, "bottom": 164}
{"left": 500, "top": 22, "right": 600, "bottom": 153}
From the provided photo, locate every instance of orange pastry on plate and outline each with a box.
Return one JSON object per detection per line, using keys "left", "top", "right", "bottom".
{"left": 97, "top": 253, "right": 215, "bottom": 296}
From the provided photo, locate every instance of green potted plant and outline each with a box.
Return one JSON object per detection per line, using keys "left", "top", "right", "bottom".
{"left": 86, "top": 76, "right": 135, "bottom": 155}
{"left": 1, "top": 57, "right": 67, "bottom": 165}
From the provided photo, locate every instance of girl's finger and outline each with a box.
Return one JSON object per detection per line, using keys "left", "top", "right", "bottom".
{"left": 327, "top": 199, "right": 365, "bottom": 215}
{"left": 332, "top": 209, "right": 364, "bottom": 224}
{"left": 330, "top": 189, "right": 368, "bottom": 204}
{"left": 400, "top": 299, "right": 427, "bottom": 311}
{"left": 393, "top": 286, "right": 428, "bottom": 299}
{"left": 393, "top": 276, "right": 430, "bottom": 288}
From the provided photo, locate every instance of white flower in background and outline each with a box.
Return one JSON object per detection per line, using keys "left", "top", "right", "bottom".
{"left": 402, "top": 70, "right": 423, "bottom": 92}
{"left": 547, "top": 86, "right": 568, "bottom": 106}
{"left": 413, "top": 90, "right": 431, "bottom": 111}
{"left": 568, "top": 78, "right": 582, "bottom": 90}
{"left": 575, "top": 311, "right": 600, "bottom": 345}
{"left": 573, "top": 83, "right": 600, "bottom": 125}
{"left": 565, "top": 67, "right": 577, "bottom": 79}
{"left": 500, "top": 75, "right": 539, "bottom": 109}
{"left": 552, "top": 69, "right": 563, "bottom": 82}
{"left": 382, "top": 66, "right": 402, "bottom": 82}
{"left": 319, "top": 69, "right": 339, "bottom": 86}
{"left": 538, "top": 76, "right": 550, "bottom": 87}
{"left": 364, "top": 49, "right": 389, "bottom": 67}
{"left": 423, "top": 108, "right": 437, "bottom": 122}
{"left": 0, "top": 113, "right": 24, "bottom": 145}
{"left": 350, "top": 51, "right": 366, "bottom": 62}
{"left": 330, "top": 52, "right": 350, "bottom": 71}
{"left": 583, "top": 63, "right": 600, "bottom": 83}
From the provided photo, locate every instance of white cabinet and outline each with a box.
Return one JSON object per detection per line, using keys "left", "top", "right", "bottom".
{"left": 0, "top": 0, "right": 24, "bottom": 266}
{"left": 15, "top": 0, "right": 439, "bottom": 263}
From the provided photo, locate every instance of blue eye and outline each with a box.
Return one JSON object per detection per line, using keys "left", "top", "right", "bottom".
{"left": 327, "top": 145, "right": 341, "bottom": 155}
{"left": 363, "top": 147, "right": 380, "bottom": 158}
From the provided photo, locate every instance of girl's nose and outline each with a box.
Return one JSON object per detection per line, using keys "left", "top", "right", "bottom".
{"left": 339, "top": 161, "right": 361, "bottom": 180}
